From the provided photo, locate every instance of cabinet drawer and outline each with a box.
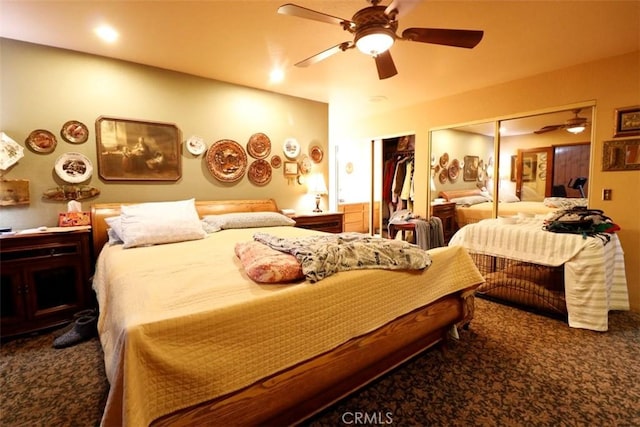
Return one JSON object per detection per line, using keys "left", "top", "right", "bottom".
{"left": 432, "top": 204, "right": 456, "bottom": 216}
{"left": 344, "top": 212, "right": 363, "bottom": 223}
{"left": 2, "top": 243, "right": 80, "bottom": 262}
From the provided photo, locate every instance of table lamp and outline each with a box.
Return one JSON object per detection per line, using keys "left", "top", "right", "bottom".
{"left": 307, "top": 173, "right": 327, "bottom": 212}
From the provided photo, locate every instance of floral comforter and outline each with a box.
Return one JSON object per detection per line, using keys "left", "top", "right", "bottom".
{"left": 253, "top": 232, "right": 431, "bottom": 282}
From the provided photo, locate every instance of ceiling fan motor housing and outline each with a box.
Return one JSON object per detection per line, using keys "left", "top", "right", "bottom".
{"left": 352, "top": 6, "right": 398, "bottom": 55}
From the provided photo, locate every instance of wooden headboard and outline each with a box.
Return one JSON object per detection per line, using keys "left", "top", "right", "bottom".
{"left": 438, "top": 189, "right": 483, "bottom": 201}
{"left": 90, "top": 199, "right": 279, "bottom": 259}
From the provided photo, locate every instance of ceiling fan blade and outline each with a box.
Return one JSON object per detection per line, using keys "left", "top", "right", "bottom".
{"left": 295, "top": 42, "right": 353, "bottom": 68}
{"left": 402, "top": 28, "right": 484, "bottom": 48}
{"left": 385, "top": 0, "right": 421, "bottom": 18}
{"left": 534, "top": 124, "right": 564, "bottom": 134}
{"left": 374, "top": 50, "right": 398, "bottom": 80}
{"left": 277, "top": 3, "right": 350, "bottom": 26}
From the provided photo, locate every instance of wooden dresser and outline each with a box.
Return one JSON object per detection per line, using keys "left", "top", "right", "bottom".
{"left": 291, "top": 212, "right": 344, "bottom": 233}
{"left": 1, "top": 229, "right": 92, "bottom": 338}
{"left": 338, "top": 202, "right": 380, "bottom": 234}
{"left": 431, "top": 201, "right": 457, "bottom": 243}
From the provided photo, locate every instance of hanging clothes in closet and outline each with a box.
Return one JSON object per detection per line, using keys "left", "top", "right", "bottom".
{"left": 385, "top": 152, "right": 414, "bottom": 216}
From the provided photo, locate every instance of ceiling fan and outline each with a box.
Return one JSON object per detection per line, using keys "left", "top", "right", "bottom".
{"left": 534, "top": 109, "right": 590, "bottom": 134}
{"left": 277, "top": 0, "right": 484, "bottom": 80}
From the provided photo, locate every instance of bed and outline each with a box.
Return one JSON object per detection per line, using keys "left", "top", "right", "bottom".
{"left": 438, "top": 189, "right": 585, "bottom": 228}
{"left": 449, "top": 217, "right": 629, "bottom": 331}
{"left": 90, "top": 198, "right": 485, "bottom": 426}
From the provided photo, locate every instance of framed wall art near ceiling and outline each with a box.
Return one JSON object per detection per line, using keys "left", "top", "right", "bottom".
{"left": 602, "top": 138, "right": 640, "bottom": 171}
{"left": 95, "top": 116, "right": 182, "bottom": 181}
{"left": 613, "top": 105, "right": 640, "bottom": 138}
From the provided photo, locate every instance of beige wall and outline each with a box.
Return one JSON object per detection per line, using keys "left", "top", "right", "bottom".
{"left": 330, "top": 51, "right": 640, "bottom": 312}
{"left": 0, "top": 39, "right": 329, "bottom": 229}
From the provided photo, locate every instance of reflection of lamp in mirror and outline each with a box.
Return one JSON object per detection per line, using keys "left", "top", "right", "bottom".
{"left": 307, "top": 173, "right": 328, "bottom": 212}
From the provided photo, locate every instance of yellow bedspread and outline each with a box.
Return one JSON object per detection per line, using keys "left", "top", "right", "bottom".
{"left": 93, "top": 226, "right": 484, "bottom": 426}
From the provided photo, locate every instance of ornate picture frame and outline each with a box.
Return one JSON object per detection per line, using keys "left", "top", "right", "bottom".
{"left": 602, "top": 138, "right": 640, "bottom": 171}
{"left": 463, "top": 155, "right": 479, "bottom": 181}
{"left": 283, "top": 161, "right": 298, "bottom": 176}
{"left": 95, "top": 116, "right": 181, "bottom": 181}
{"left": 613, "top": 105, "right": 640, "bottom": 138}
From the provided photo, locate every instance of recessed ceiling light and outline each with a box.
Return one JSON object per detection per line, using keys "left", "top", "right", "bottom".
{"left": 269, "top": 68, "right": 284, "bottom": 84}
{"left": 94, "top": 25, "right": 119, "bottom": 43}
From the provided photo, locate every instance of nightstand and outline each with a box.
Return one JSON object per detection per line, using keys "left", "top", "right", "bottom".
{"left": 431, "top": 201, "right": 457, "bottom": 243}
{"left": 291, "top": 212, "right": 344, "bottom": 233}
{"left": 0, "top": 229, "right": 92, "bottom": 338}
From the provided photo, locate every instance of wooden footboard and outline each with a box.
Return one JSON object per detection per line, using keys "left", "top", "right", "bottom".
{"left": 153, "top": 289, "right": 474, "bottom": 426}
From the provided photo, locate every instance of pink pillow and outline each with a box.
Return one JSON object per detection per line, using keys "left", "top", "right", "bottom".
{"left": 235, "top": 241, "right": 303, "bottom": 283}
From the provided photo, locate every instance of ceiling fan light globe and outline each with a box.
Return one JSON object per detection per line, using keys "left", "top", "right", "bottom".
{"left": 566, "top": 125, "right": 586, "bottom": 134}
{"left": 355, "top": 30, "right": 394, "bottom": 56}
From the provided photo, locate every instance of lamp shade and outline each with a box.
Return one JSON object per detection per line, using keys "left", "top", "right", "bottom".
{"left": 307, "top": 173, "right": 327, "bottom": 195}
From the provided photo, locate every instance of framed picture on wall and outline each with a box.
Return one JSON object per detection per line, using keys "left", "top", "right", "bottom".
{"left": 463, "top": 155, "right": 479, "bottom": 181}
{"left": 283, "top": 161, "right": 298, "bottom": 176}
{"left": 613, "top": 105, "right": 640, "bottom": 137}
{"left": 522, "top": 156, "right": 537, "bottom": 182}
{"left": 95, "top": 116, "right": 182, "bottom": 181}
{"left": 602, "top": 138, "right": 640, "bottom": 171}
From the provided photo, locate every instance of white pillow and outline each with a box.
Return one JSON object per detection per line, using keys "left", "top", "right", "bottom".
{"left": 202, "top": 211, "right": 295, "bottom": 231}
{"left": 120, "top": 199, "right": 206, "bottom": 248}
{"left": 499, "top": 192, "right": 520, "bottom": 203}
{"left": 449, "top": 195, "right": 491, "bottom": 206}
{"left": 105, "top": 216, "right": 123, "bottom": 245}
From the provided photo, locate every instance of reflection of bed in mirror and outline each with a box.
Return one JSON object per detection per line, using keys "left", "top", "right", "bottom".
{"left": 438, "top": 189, "right": 567, "bottom": 228}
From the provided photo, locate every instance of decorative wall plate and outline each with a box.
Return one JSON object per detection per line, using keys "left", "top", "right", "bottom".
{"left": 186, "top": 136, "right": 206, "bottom": 155}
{"left": 206, "top": 139, "right": 247, "bottom": 183}
{"left": 283, "top": 137, "right": 300, "bottom": 159}
{"left": 27, "top": 129, "right": 57, "bottom": 153}
{"left": 439, "top": 152, "right": 449, "bottom": 168}
{"left": 270, "top": 155, "right": 282, "bottom": 168}
{"left": 55, "top": 152, "right": 93, "bottom": 183}
{"left": 448, "top": 161, "right": 460, "bottom": 182}
{"left": 248, "top": 159, "right": 272, "bottom": 186}
{"left": 438, "top": 168, "right": 448, "bottom": 184}
{"left": 60, "top": 120, "right": 89, "bottom": 144}
{"left": 310, "top": 145, "right": 323, "bottom": 163}
{"left": 0, "top": 132, "right": 25, "bottom": 170}
{"left": 247, "top": 132, "right": 271, "bottom": 159}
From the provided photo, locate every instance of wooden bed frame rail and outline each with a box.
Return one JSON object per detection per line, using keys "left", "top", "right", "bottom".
{"left": 153, "top": 289, "right": 474, "bottom": 426}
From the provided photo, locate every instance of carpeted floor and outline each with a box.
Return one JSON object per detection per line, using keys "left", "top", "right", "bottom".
{"left": 1, "top": 298, "right": 639, "bottom": 427}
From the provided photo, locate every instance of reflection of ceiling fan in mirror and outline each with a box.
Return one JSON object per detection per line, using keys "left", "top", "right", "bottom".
{"left": 277, "top": 0, "right": 484, "bottom": 80}
{"left": 534, "top": 109, "right": 590, "bottom": 135}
